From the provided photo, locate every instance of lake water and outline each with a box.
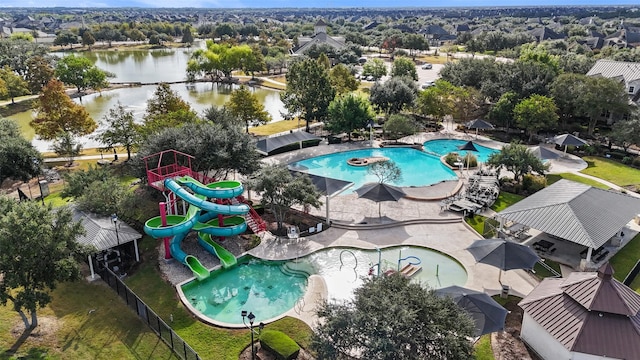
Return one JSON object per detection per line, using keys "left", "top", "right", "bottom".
{"left": 13, "top": 46, "right": 286, "bottom": 151}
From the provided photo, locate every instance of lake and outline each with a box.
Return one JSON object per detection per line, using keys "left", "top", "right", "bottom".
{"left": 13, "top": 46, "right": 286, "bottom": 152}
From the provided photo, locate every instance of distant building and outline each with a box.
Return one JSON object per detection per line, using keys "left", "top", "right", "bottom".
{"left": 587, "top": 59, "right": 640, "bottom": 104}
{"left": 519, "top": 264, "right": 640, "bottom": 360}
{"left": 292, "top": 19, "right": 346, "bottom": 56}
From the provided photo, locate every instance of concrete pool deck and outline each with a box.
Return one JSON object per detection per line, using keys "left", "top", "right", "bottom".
{"left": 246, "top": 129, "right": 599, "bottom": 328}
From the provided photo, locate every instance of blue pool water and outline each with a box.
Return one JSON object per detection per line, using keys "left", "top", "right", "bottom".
{"left": 180, "top": 246, "right": 467, "bottom": 325}
{"left": 423, "top": 139, "right": 498, "bottom": 163}
{"left": 289, "top": 148, "right": 457, "bottom": 193}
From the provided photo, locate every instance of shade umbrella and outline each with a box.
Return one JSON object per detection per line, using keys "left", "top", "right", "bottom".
{"left": 289, "top": 170, "right": 354, "bottom": 224}
{"left": 355, "top": 182, "right": 406, "bottom": 219}
{"left": 552, "top": 133, "right": 588, "bottom": 154}
{"left": 457, "top": 141, "right": 479, "bottom": 174}
{"left": 466, "top": 238, "right": 540, "bottom": 283}
{"left": 435, "top": 286, "right": 508, "bottom": 336}
{"left": 528, "top": 146, "right": 561, "bottom": 161}
{"left": 465, "top": 119, "right": 495, "bottom": 139}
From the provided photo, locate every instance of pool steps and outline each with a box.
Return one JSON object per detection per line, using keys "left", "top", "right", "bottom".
{"left": 280, "top": 261, "right": 315, "bottom": 278}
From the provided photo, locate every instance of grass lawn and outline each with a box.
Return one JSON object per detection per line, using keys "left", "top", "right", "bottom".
{"left": 250, "top": 119, "right": 308, "bottom": 136}
{"left": 124, "top": 238, "right": 313, "bottom": 360}
{"left": 580, "top": 156, "right": 640, "bottom": 187}
{"left": 490, "top": 192, "right": 524, "bottom": 212}
{"left": 533, "top": 258, "right": 562, "bottom": 279}
{"left": 546, "top": 173, "right": 609, "bottom": 189}
{"left": 474, "top": 334, "right": 495, "bottom": 360}
{"left": 609, "top": 233, "right": 640, "bottom": 292}
{"left": 0, "top": 278, "right": 176, "bottom": 359}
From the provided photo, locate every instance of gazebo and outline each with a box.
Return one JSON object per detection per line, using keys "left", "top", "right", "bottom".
{"left": 73, "top": 209, "right": 142, "bottom": 280}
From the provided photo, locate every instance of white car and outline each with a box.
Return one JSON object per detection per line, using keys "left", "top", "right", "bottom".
{"left": 421, "top": 81, "right": 435, "bottom": 89}
{"left": 366, "top": 75, "right": 375, "bottom": 81}
{"left": 421, "top": 63, "right": 433, "bottom": 70}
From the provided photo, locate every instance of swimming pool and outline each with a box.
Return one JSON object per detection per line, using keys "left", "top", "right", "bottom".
{"left": 423, "top": 139, "right": 498, "bottom": 163}
{"left": 179, "top": 245, "right": 467, "bottom": 326}
{"left": 289, "top": 148, "right": 457, "bottom": 193}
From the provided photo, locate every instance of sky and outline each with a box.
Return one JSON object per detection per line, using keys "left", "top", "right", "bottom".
{"left": 1, "top": 0, "right": 639, "bottom": 8}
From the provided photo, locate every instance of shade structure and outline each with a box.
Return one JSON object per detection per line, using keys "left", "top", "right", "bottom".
{"left": 289, "top": 170, "right": 354, "bottom": 223}
{"left": 435, "top": 286, "right": 508, "bottom": 336}
{"left": 355, "top": 182, "right": 406, "bottom": 219}
{"left": 528, "top": 146, "right": 561, "bottom": 161}
{"left": 553, "top": 133, "right": 588, "bottom": 154}
{"left": 466, "top": 238, "right": 540, "bottom": 283}
{"left": 255, "top": 131, "right": 321, "bottom": 155}
{"left": 465, "top": 119, "right": 495, "bottom": 138}
{"left": 458, "top": 141, "right": 479, "bottom": 152}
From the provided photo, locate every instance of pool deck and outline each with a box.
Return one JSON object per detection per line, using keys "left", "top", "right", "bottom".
{"left": 248, "top": 130, "right": 587, "bottom": 329}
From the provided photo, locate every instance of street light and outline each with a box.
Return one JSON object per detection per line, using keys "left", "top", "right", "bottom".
{"left": 241, "top": 310, "right": 265, "bottom": 360}
{"left": 111, "top": 213, "right": 120, "bottom": 246}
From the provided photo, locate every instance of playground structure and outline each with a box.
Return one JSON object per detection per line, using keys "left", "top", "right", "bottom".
{"left": 142, "top": 150, "right": 267, "bottom": 279}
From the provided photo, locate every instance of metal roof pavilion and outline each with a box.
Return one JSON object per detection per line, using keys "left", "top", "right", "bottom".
{"left": 497, "top": 179, "right": 640, "bottom": 249}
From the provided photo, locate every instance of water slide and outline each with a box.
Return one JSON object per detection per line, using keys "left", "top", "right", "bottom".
{"left": 144, "top": 177, "right": 249, "bottom": 279}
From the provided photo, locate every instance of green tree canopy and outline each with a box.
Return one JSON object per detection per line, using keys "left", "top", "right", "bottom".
{"left": 280, "top": 58, "right": 335, "bottom": 132}
{"left": 488, "top": 91, "right": 519, "bottom": 131}
{"left": 369, "top": 76, "right": 418, "bottom": 117}
{"left": 55, "top": 54, "right": 109, "bottom": 94}
{"left": 0, "top": 66, "right": 30, "bottom": 103}
{"left": 514, "top": 94, "right": 558, "bottom": 142}
{"left": 414, "top": 80, "right": 456, "bottom": 122}
{"left": 487, "top": 142, "right": 549, "bottom": 183}
{"left": 326, "top": 93, "right": 374, "bottom": 141}
{"left": 227, "top": 85, "right": 272, "bottom": 133}
{"left": 329, "top": 63, "right": 359, "bottom": 95}
{"left": 383, "top": 114, "right": 417, "bottom": 140}
{"left": 0, "top": 118, "right": 42, "bottom": 183}
{"left": 311, "top": 273, "right": 475, "bottom": 359}
{"left": 30, "top": 79, "right": 97, "bottom": 141}
{"left": 362, "top": 58, "right": 387, "bottom": 80}
{"left": 250, "top": 164, "right": 322, "bottom": 232}
{"left": 368, "top": 160, "right": 402, "bottom": 184}
{"left": 24, "top": 55, "right": 55, "bottom": 94}
{"left": 94, "top": 102, "right": 140, "bottom": 161}
{"left": 391, "top": 57, "right": 418, "bottom": 81}
{"left": 0, "top": 199, "right": 88, "bottom": 330}
{"left": 141, "top": 83, "right": 198, "bottom": 136}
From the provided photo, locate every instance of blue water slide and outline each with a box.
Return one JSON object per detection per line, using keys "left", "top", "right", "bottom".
{"left": 164, "top": 178, "right": 249, "bottom": 215}
{"left": 175, "top": 176, "right": 245, "bottom": 199}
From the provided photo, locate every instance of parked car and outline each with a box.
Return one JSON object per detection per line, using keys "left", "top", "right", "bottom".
{"left": 366, "top": 75, "right": 375, "bottom": 81}
{"left": 421, "top": 81, "right": 435, "bottom": 89}
{"left": 421, "top": 63, "right": 433, "bottom": 69}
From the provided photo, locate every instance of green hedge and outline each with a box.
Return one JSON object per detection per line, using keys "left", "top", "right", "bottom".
{"left": 260, "top": 329, "right": 300, "bottom": 360}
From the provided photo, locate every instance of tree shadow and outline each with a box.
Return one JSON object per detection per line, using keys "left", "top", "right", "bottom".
{"left": 3, "top": 327, "right": 34, "bottom": 358}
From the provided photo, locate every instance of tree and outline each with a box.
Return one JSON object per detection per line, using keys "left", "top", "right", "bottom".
{"left": 77, "top": 176, "right": 128, "bottom": 216}
{"left": 414, "top": 80, "right": 456, "bottom": 122}
{"left": 403, "top": 33, "right": 429, "bottom": 59}
{"left": 61, "top": 165, "right": 113, "bottom": 199}
{"left": 326, "top": 93, "right": 374, "bottom": 141}
{"left": 0, "top": 38, "right": 50, "bottom": 78}
{"left": 181, "top": 26, "right": 194, "bottom": 45}
{"left": 487, "top": 142, "right": 549, "bottom": 183}
{"left": 250, "top": 164, "right": 322, "bottom": 232}
{"left": 0, "top": 118, "right": 42, "bottom": 183}
{"left": 0, "top": 198, "right": 88, "bottom": 330}
{"left": 24, "top": 55, "right": 55, "bottom": 93}
{"left": 369, "top": 76, "right": 417, "bottom": 117}
{"left": 0, "top": 66, "right": 29, "bottom": 103}
{"left": 81, "top": 30, "right": 96, "bottom": 49}
{"left": 368, "top": 160, "right": 402, "bottom": 184}
{"left": 317, "top": 53, "right": 331, "bottom": 70}
{"left": 514, "top": 95, "right": 558, "bottom": 143}
{"left": 30, "top": 79, "right": 97, "bottom": 141}
{"left": 391, "top": 57, "right": 418, "bottom": 81}
{"left": 450, "top": 86, "right": 485, "bottom": 123}
{"left": 329, "top": 64, "right": 359, "bottom": 95}
{"left": 362, "top": 58, "right": 387, "bottom": 80}
{"left": 609, "top": 114, "right": 640, "bottom": 153}
{"left": 55, "top": 54, "right": 109, "bottom": 94}
{"left": 227, "top": 86, "right": 272, "bottom": 133}
{"left": 488, "top": 91, "right": 519, "bottom": 131}
{"left": 53, "top": 30, "right": 78, "bottom": 49}
{"left": 280, "top": 58, "right": 335, "bottom": 132}
{"left": 581, "top": 76, "right": 629, "bottom": 136}
{"left": 141, "top": 83, "right": 198, "bottom": 136}
{"left": 136, "top": 121, "right": 261, "bottom": 181}
{"left": 51, "top": 131, "right": 83, "bottom": 166}
{"left": 186, "top": 42, "right": 254, "bottom": 82}
{"left": 383, "top": 114, "right": 417, "bottom": 140}
{"left": 94, "top": 102, "right": 140, "bottom": 161}
{"left": 311, "top": 273, "right": 475, "bottom": 359}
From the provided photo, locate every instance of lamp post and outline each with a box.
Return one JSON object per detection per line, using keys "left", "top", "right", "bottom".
{"left": 241, "top": 310, "right": 265, "bottom": 360}
{"left": 111, "top": 213, "right": 120, "bottom": 246}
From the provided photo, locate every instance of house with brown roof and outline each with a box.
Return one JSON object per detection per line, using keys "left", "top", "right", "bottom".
{"left": 519, "top": 264, "right": 640, "bottom": 360}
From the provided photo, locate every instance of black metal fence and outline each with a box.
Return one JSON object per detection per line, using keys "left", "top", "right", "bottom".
{"left": 98, "top": 268, "right": 201, "bottom": 360}
{"left": 623, "top": 259, "right": 640, "bottom": 286}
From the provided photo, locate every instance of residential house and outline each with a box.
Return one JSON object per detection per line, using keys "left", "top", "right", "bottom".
{"left": 587, "top": 59, "right": 640, "bottom": 104}
{"left": 292, "top": 19, "right": 346, "bottom": 56}
{"left": 519, "top": 264, "right": 640, "bottom": 360}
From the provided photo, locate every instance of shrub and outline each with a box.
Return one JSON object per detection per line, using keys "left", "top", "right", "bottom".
{"left": 463, "top": 153, "right": 478, "bottom": 168}
{"left": 633, "top": 157, "right": 640, "bottom": 167}
{"left": 582, "top": 145, "right": 598, "bottom": 156}
{"left": 522, "top": 174, "right": 546, "bottom": 193}
{"left": 444, "top": 152, "right": 460, "bottom": 167}
{"left": 260, "top": 330, "right": 300, "bottom": 360}
{"left": 622, "top": 156, "right": 633, "bottom": 165}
